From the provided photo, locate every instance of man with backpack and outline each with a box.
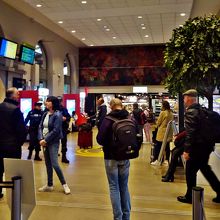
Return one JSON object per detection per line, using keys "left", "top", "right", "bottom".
{"left": 177, "top": 89, "right": 220, "bottom": 204}
{"left": 97, "top": 98, "right": 142, "bottom": 220}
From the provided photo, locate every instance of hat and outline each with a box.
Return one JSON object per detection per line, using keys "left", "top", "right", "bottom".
{"left": 34, "top": 102, "right": 42, "bottom": 106}
{"left": 182, "top": 89, "right": 198, "bottom": 97}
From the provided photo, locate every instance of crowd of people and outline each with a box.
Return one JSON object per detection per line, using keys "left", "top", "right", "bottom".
{"left": 0, "top": 87, "right": 220, "bottom": 220}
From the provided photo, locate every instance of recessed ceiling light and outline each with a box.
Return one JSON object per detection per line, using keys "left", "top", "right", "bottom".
{"left": 144, "top": 35, "right": 149, "bottom": 38}
{"left": 138, "top": 16, "right": 143, "bottom": 19}
{"left": 81, "top": 1, "right": 87, "bottom": 4}
{"left": 106, "top": 29, "right": 110, "bottom": 31}
{"left": 142, "top": 27, "right": 146, "bottom": 30}
{"left": 141, "top": 23, "right": 145, "bottom": 26}
{"left": 82, "top": 38, "right": 86, "bottom": 41}
{"left": 180, "top": 13, "right": 186, "bottom": 16}
{"left": 36, "top": 4, "right": 42, "bottom": 7}
{"left": 97, "top": 18, "right": 102, "bottom": 21}
{"left": 71, "top": 30, "right": 76, "bottom": 33}
{"left": 90, "top": 44, "right": 94, "bottom": 46}
{"left": 58, "top": 21, "right": 63, "bottom": 24}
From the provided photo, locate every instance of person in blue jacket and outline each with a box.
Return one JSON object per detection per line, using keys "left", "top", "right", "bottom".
{"left": 38, "top": 96, "right": 70, "bottom": 195}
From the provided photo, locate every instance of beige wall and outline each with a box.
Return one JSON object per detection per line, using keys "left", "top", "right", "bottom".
{"left": 0, "top": 1, "right": 79, "bottom": 97}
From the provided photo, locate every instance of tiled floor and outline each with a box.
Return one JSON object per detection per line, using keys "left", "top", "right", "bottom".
{"left": 0, "top": 130, "right": 220, "bottom": 220}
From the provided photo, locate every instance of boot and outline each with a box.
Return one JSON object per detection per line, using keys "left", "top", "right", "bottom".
{"left": 27, "top": 150, "right": 33, "bottom": 160}
{"left": 162, "top": 169, "right": 174, "bottom": 182}
{"left": 162, "top": 174, "right": 174, "bottom": 182}
{"left": 62, "top": 154, "right": 69, "bottom": 163}
{"left": 34, "top": 152, "right": 42, "bottom": 161}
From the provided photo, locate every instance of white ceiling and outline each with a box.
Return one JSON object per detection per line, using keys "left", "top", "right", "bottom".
{"left": 22, "top": 0, "right": 193, "bottom": 46}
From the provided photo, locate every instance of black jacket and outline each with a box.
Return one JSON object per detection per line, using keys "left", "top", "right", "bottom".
{"left": 60, "top": 105, "right": 71, "bottom": 131}
{"left": 184, "top": 103, "right": 214, "bottom": 158}
{"left": 25, "top": 109, "right": 43, "bottom": 130}
{"left": 96, "top": 104, "right": 107, "bottom": 128}
{"left": 0, "top": 98, "right": 27, "bottom": 153}
{"left": 96, "top": 109, "right": 129, "bottom": 159}
{"left": 132, "top": 108, "right": 143, "bottom": 125}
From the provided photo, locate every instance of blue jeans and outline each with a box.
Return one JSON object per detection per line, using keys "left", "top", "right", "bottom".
{"left": 105, "top": 159, "right": 131, "bottom": 220}
{"left": 43, "top": 142, "right": 66, "bottom": 186}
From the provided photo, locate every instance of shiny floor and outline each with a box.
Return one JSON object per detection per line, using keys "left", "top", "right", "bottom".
{"left": 0, "top": 129, "right": 220, "bottom": 220}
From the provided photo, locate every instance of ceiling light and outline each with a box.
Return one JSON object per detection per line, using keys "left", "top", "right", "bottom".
{"left": 36, "top": 4, "right": 42, "bottom": 7}
{"left": 180, "top": 13, "right": 186, "bottom": 17}
{"left": 58, "top": 21, "right": 63, "bottom": 24}
{"left": 97, "top": 18, "right": 102, "bottom": 21}
{"left": 144, "top": 35, "right": 149, "bottom": 38}
{"left": 106, "top": 29, "right": 110, "bottom": 31}
{"left": 71, "top": 30, "right": 76, "bottom": 33}
{"left": 142, "top": 27, "right": 146, "bottom": 30}
{"left": 179, "top": 25, "right": 183, "bottom": 27}
{"left": 138, "top": 16, "right": 143, "bottom": 19}
{"left": 90, "top": 44, "right": 94, "bottom": 46}
{"left": 81, "top": 1, "right": 87, "bottom": 4}
{"left": 104, "top": 25, "right": 107, "bottom": 29}
{"left": 82, "top": 38, "right": 86, "bottom": 41}
{"left": 141, "top": 23, "right": 145, "bottom": 26}
{"left": 112, "top": 36, "right": 117, "bottom": 39}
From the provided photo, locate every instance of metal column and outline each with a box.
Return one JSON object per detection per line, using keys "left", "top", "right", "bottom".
{"left": 11, "top": 176, "right": 22, "bottom": 220}
{"left": 192, "top": 187, "right": 206, "bottom": 220}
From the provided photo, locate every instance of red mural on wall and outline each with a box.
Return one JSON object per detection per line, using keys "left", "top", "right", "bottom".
{"left": 79, "top": 45, "right": 168, "bottom": 86}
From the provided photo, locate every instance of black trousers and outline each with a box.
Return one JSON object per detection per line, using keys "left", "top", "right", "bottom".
{"left": 185, "top": 154, "right": 220, "bottom": 198}
{"left": 0, "top": 149, "right": 21, "bottom": 194}
{"left": 154, "top": 141, "right": 170, "bottom": 161}
{"left": 29, "top": 129, "right": 41, "bottom": 152}
{"left": 61, "top": 130, "right": 67, "bottom": 154}
{"left": 165, "top": 145, "right": 184, "bottom": 177}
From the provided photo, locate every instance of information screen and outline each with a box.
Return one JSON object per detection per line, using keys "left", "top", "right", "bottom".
{"left": 0, "top": 38, "right": 18, "bottom": 59}
{"left": 66, "top": 99, "right": 76, "bottom": 115}
{"left": 20, "top": 45, "right": 35, "bottom": 64}
{"left": 20, "top": 98, "right": 32, "bottom": 123}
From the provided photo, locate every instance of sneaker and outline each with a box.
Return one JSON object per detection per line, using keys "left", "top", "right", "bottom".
{"left": 38, "top": 185, "right": 54, "bottom": 192}
{"left": 150, "top": 160, "right": 159, "bottom": 165}
{"left": 63, "top": 184, "right": 71, "bottom": 195}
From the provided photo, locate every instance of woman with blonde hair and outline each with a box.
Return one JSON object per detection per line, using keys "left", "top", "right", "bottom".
{"left": 151, "top": 100, "right": 173, "bottom": 165}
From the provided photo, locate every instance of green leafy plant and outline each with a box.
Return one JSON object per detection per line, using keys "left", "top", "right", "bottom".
{"left": 164, "top": 14, "right": 220, "bottom": 109}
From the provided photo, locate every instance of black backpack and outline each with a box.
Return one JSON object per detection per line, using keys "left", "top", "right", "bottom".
{"left": 106, "top": 116, "right": 142, "bottom": 160}
{"left": 199, "top": 107, "right": 220, "bottom": 144}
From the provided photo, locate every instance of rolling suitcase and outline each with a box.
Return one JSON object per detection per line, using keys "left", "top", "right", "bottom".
{"left": 77, "top": 123, "right": 93, "bottom": 149}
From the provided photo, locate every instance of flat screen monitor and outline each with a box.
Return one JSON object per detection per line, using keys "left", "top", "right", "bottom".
{"left": 20, "top": 98, "right": 32, "bottom": 123}
{"left": 19, "top": 45, "right": 35, "bottom": 65}
{"left": 0, "top": 38, "right": 18, "bottom": 60}
{"left": 66, "top": 99, "right": 76, "bottom": 115}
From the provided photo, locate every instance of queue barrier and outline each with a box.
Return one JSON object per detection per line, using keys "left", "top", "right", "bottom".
{"left": 0, "top": 176, "right": 22, "bottom": 220}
